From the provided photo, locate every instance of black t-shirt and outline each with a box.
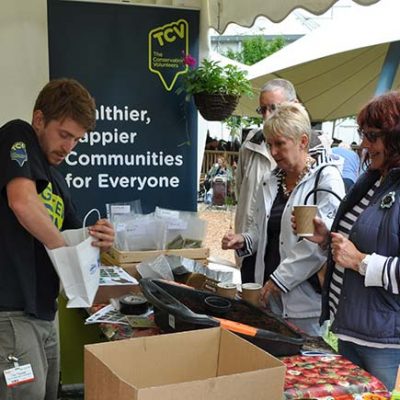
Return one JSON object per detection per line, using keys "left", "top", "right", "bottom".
{"left": 0, "top": 119, "right": 81, "bottom": 321}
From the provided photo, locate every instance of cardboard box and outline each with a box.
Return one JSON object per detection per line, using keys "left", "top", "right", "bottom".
{"left": 93, "top": 267, "right": 140, "bottom": 304}
{"left": 85, "top": 327, "right": 285, "bottom": 400}
{"left": 101, "top": 252, "right": 140, "bottom": 279}
{"left": 93, "top": 284, "right": 140, "bottom": 305}
{"left": 108, "top": 246, "right": 209, "bottom": 264}
{"left": 101, "top": 247, "right": 210, "bottom": 281}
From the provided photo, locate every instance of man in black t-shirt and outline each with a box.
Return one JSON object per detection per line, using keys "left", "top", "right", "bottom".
{"left": 0, "top": 79, "right": 115, "bottom": 400}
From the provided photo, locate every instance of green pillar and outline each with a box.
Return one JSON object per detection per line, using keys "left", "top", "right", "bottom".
{"left": 58, "top": 296, "right": 105, "bottom": 385}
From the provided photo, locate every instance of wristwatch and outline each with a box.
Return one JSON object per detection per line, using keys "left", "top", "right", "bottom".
{"left": 358, "top": 254, "right": 370, "bottom": 276}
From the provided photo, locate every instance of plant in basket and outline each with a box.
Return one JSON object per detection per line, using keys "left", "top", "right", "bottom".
{"left": 176, "top": 54, "right": 253, "bottom": 121}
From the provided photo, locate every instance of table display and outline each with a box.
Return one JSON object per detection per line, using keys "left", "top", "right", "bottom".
{"left": 282, "top": 353, "right": 390, "bottom": 399}
{"left": 87, "top": 302, "right": 390, "bottom": 400}
{"left": 81, "top": 260, "right": 391, "bottom": 399}
{"left": 139, "top": 278, "right": 304, "bottom": 357}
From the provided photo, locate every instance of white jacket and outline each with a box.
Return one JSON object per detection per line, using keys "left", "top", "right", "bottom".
{"left": 241, "top": 149, "right": 345, "bottom": 319}
{"left": 235, "top": 129, "right": 276, "bottom": 234}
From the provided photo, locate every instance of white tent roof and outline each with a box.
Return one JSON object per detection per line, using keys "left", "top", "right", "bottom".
{"left": 84, "top": 1, "right": 383, "bottom": 64}
{"left": 235, "top": 0, "right": 400, "bottom": 121}
{"left": 204, "top": 0, "right": 380, "bottom": 33}
{"left": 117, "top": 1, "right": 380, "bottom": 33}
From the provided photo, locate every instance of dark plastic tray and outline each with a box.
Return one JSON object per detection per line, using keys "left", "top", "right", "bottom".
{"left": 140, "top": 278, "right": 304, "bottom": 357}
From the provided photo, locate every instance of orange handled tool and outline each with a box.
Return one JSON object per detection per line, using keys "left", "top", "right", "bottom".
{"left": 215, "top": 317, "right": 258, "bottom": 337}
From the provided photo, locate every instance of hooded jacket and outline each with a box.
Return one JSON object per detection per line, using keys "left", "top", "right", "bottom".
{"left": 241, "top": 148, "right": 345, "bottom": 319}
{"left": 235, "top": 129, "right": 276, "bottom": 235}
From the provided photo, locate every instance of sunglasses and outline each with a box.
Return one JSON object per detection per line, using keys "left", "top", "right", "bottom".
{"left": 256, "top": 104, "right": 277, "bottom": 115}
{"left": 357, "top": 128, "right": 384, "bottom": 143}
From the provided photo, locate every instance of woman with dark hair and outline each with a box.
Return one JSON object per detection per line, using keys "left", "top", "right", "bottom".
{"left": 305, "top": 91, "right": 400, "bottom": 390}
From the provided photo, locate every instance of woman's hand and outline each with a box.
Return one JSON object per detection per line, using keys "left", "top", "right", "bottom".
{"left": 291, "top": 214, "right": 330, "bottom": 248}
{"left": 330, "top": 232, "right": 365, "bottom": 271}
{"left": 88, "top": 219, "right": 115, "bottom": 252}
{"left": 260, "top": 279, "right": 281, "bottom": 305}
{"left": 221, "top": 230, "right": 245, "bottom": 250}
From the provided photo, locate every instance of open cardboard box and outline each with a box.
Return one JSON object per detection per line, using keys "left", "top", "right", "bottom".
{"left": 93, "top": 266, "right": 140, "bottom": 304}
{"left": 93, "top": 284, "right": 139, "bottom": 305}
{"left": 85, "top": 327, "right": 285, "bottom": 400}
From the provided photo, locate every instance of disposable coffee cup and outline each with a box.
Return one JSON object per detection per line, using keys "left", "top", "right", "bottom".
{"left": 216, "top": 282, "right": 237, "bottom": 299}
{"left": 293, "top": 205, "right": 318, "bottom": 237}
{"left": 241, "top": 283, "right": 262, "bottom": 306}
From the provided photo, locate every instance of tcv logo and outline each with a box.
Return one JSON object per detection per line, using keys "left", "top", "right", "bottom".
{"left": 149, "top": 19, "right": 189, "bottom": 91}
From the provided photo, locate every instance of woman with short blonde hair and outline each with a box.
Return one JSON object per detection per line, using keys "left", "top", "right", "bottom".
{"left": 222, "top": 102, "right": 345, "bottom": 335}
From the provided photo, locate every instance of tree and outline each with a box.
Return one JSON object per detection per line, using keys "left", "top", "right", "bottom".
{"left": 225, "top": 35, "right": 286, "bottom": 66}
{"left": 223, "top": 36, "right": 287, "bottom": 131}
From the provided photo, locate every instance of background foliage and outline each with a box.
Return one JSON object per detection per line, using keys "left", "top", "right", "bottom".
{"left": 223, "top": 35, "right": 287, "bottom": 128}
{"left": 224, "top": 35, "right": 286, "bottom": 66}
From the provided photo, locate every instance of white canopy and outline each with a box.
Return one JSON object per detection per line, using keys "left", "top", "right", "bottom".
{"left": 122, "top": 0, "right": 380, "bottom": 33}
{"left": 203, "top": 0, "right": 380, "bottom": 33}
{"left": 235, "top": 0, "right": 400, "bottom": 121}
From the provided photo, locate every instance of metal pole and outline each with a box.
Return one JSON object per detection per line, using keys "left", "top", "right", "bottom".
{"left": 374, "top": 41, "right": 400, "bottom": 95}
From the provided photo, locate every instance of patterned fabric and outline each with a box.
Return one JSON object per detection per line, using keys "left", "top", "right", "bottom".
{"left": 282, "top": 354, "right": 390, "bottom": 399}
{"left": 329, "top": 180, "right": 380, "bottom": 319}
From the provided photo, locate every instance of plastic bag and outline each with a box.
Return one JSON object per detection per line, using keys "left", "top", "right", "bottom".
{"left": 114, "top": 213, "right": 166, "bottom": 251}
{"left": 154, "top": 207, "right": 207, "bottom": 249}
{"left": 136, "top": 255, "right": 174, "bottom": 281}
{"left": 105, "top": 199, "right": 142, "bottom": 225}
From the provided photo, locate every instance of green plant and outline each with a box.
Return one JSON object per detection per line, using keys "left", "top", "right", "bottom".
{"left": 225, "top": 36, "right": 286, "bottom": 66}
{"left": 177, "top": 57, "right": 253, "bottom": 101}
{"left": 225, "top": 115, "right": 263, "bottom": 137}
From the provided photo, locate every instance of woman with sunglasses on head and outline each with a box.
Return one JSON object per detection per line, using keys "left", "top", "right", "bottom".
{"left": 304, "top": 91, "right": 400, "bottom": 390}
{"left": 222, "top": 102, "right": 345, "bottom": 336}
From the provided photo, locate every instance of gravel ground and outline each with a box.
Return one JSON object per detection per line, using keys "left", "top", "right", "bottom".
{"left": 198, "top": 203, "right": 237, "bottom": 266}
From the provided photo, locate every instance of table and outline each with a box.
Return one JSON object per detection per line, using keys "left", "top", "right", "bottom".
{"left": 86, "top": 262, "right": 391, "bottom": 399}
{"left": 89, "top": 301, "right": 390, "bottom": 400}
{"left": 282, "top": 353, "right": 390, "bottom": 399}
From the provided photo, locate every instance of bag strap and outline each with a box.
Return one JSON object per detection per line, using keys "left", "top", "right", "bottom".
{"left": 312, "top": 165, "right": 328, "bottom": 204}
{"left": 304, "top": 165, "right": 343, "bottom": 205}
{"left": 304, "top": 165, "right": 342, "bottom": 294}
{"left": 83, "top": 209, "right": 101, "bottom": 238}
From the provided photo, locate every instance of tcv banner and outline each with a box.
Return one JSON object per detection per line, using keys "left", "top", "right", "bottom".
{"left": 48, "top": 0, "right": 199, "bottom": 217}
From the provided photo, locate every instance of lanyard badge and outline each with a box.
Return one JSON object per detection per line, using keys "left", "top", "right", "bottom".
{"left": 3, "top": 355, "right": 35, "bottom": 387}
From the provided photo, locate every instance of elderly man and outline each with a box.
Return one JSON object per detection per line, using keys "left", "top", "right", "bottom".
{"left": 235, "top": 79, "right": 298, "bottom": 283}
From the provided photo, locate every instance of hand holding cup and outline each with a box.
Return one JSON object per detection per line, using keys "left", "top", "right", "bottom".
{"left": 293, "top": 205, "right": 318, "bottom": 237}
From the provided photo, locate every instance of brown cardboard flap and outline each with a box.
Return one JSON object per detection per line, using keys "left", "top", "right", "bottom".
{"left": 85, "top": 327, "right": 285, "bottom": 400}
{"left": 93, "top": 284, "right": 140, "bottom": 305}
{"left": 109, "top": 247, "right": 209, "bottom": 263}
{"left": 218, "top": 329, "right": 284, "bottom": 375}
{"left": 86, "top": 329, "right": 219, "bottom": 388}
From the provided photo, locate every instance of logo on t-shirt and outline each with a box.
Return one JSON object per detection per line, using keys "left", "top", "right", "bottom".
{"left": 10, "top": 142, "right": 28, "bottom": 167}
{"left": 39, "top": 183, "right": 65, "bottom": 230}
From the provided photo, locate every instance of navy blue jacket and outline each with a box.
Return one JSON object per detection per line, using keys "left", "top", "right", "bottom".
{"left": 321, "top": 168, "right": 400, "bottom": 344}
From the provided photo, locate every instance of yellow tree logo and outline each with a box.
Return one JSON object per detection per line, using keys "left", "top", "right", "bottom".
{"left": 149, "top": 19, "right": 189, "bottom": 91}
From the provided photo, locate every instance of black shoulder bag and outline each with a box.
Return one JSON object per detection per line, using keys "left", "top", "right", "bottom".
{"left": 303, "top": 166, "right": 343, "bottom": 293}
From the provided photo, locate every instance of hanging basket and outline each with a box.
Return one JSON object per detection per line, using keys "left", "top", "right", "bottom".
{"left": 193, "top": 92, "right": 240, "bottom": 121}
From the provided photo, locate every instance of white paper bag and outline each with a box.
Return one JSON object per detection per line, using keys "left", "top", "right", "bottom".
{"left": 46, "top": 210, "right": 101, "bottom": 308}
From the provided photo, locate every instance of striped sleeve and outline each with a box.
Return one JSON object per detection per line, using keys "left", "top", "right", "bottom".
{"left": 270, "top": 272, "right": 290, "bottom": 293}
{"left": 236, "top": 233, "right": 253, "bottom": 257}
{"left": 365, "top": 253, "right": 400, "bottom": 294}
